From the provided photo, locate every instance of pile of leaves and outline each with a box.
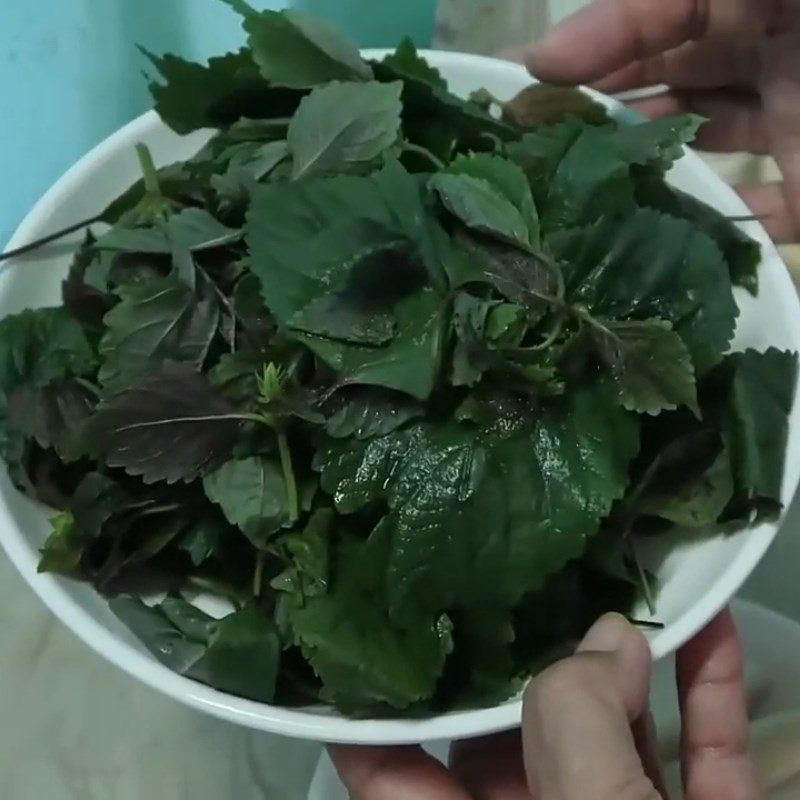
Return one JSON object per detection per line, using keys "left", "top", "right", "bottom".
{"left": 1, "top": 0, "right": 797, "bottom": 716}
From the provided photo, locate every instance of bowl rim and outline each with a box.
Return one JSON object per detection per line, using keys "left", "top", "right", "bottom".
{"left": 2, "top": 49, "right": 800, "bottom": 744}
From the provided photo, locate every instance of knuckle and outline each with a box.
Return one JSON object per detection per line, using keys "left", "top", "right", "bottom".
{"left": 685, "top": 737, "right": 749, "bottom": 765}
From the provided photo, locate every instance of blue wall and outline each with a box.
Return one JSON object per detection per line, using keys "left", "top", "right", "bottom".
{"left": 0, "top": 0, "right": 435, "bottom": 245}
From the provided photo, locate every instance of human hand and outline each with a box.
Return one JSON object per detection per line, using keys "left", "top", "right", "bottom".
{"left": 330, "top": 610, "right": 759, "bottom": 799}
{"left": 520, "top": 0, "right": 800, "bottom": 245}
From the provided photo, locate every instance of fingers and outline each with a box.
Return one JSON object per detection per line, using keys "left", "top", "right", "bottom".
{"left": 760, "top": 38, "right": 800, "bottom": 238}
{"left": 676, "top": 609, "right": 761, "bottom": 800}
{"left": 737, "top": 183, "right": 799, "bottom": 243}
{"left": 626, "top": 89, "right": 770, "bottom": 154}
{"left": 329, "top": 745, "right": 470, "bottom": 800}
{"left": 529, "top": 0, "right": 713, "bottom": 86}
{"left": 450, "top": 731, "right": 531, "bottom": 799}
{"left": 522, "top": 613, "right": 662, "bottom": 799}
{"left": 594, "top": 41, "right": 759, "bottom": 94}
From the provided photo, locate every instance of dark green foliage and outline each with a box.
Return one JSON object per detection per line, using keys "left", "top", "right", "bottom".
{"left": 1, "top": 7, "right": 793, "bottom": 718}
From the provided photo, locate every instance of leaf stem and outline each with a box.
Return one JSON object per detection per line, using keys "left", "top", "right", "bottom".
{"left": 573, "top": 305, "right": 616, "bottom": 339}
{"left": 401, "top": 141, "right": 446, "bottom": 170}
{"left": 136, "top": 143, "right": 162, "bottom": 196}
{"left": 627, "top": 617, "right": 665, "bottom": 630}
{"left": 206, "top": 279, "right": 238, "bottom": 353}
{"left": 618, "top": 429, "right": 706, "bottom": 536}
{"left": 480, "top": 131, "right": 504, "bottom": 153}
{"left": 73, "top": 377, "right": 103, "bottom": 397}
{"left": 0, "top": 215, "right": 103, "bottom": 264}
{"left": 529, "top": 258, "right": 568, "bottom": 349}
{"left": 253, "top": 550, "right": 266, "bottom": 597}
{"left": 628, "top": 539, "right": 656, "bottom": 616}
{"left": 528, "top": 314, "right": 567, "bottom": 351}
{"left": 727, "top": 214, "right": 769, "bottom": 223}
{"left": 486, "top": 259, "right": 623, "bottom": 349}
{"left": 119, "top": 412, "right": 271, "bottom": 428}
{"left": 136, "top": 502, "right": 183, "bottom": 518}
{"left": 487, "top": 274, "right": 555, "bottom": 308}
{"left": 235, "top": 412, "right": 274, "bottom": 425}
{"left": 276, "top": 428, "right": 299, "bottom": 523}
{"left": 258, "top": 117, "right": 293, "bottom": 127}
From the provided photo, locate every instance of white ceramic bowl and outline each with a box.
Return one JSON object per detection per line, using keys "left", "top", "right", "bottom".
{"left": 2, "top": 51, "right": 800, "bottom": 745}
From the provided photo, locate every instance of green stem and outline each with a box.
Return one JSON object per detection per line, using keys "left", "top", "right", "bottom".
{"left": 628, "top": 539, "right": 656, "bottom": 616}
{"left": 253, "top": 551, "right": 266, "bottom": 597}
{"left": 619, "top": 430, "right": 705, "bottom": 536}
{"left": 73, "top": 377, "right": 103, "bottom": 397}
{"left": 0, "top": 215, "right": 103, "bottom": 264}
{"left": 319, "top": 379, "right": 345, "bottom": 404}
{"left": 277, "top": 428, "right": 299, "bottom": 523}
{"left": 124, "top": 411, "right": 269, "bottom": 426}
{"left": 236, "top": 412, "right": 275, "bottom": 425}
{"left": 486, "top": 261, "right": 620, "bottom": 346}
{"left": 573, "top": 305, "right": 616, "bottom": 339}
{"left": 136, "top": 502, "right": 182, "bottom": 518}
{"left": 125, "top": 499, "right": 160, "bottom": 512}
{"left": 402, "top": 141, "right": 446, "bottom": 170}
{"left": 257, "top": 117, "right": 292, "bottom": 127}
{"left": 728, "top": 214, "right": 768, "bottom": 223}
{"left": 528, "top": 313, "right": 567, "bottom": 351}
{"left": 207, "top": 281, "right": 238, "bottom": 353}
{"left": 480, "top": 131, "right": 504, "bottom": 153}
{"left": 136, "top": 143, "right": 162, "bottom": 196}
{"left": 284, "top": 350, "right": 306, "bottom": 382}
{"left": 488, "top": 280, "right": 550, "bottom": 310}
{"left": 627, "top": 617, "right": 665, "bottom": 630}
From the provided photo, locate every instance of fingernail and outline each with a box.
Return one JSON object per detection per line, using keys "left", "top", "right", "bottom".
{"left": 577, "top": 613, "right": 633, "bottom": 653}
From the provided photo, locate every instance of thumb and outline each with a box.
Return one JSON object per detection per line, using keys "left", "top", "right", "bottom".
{"left": 522, "top": 614, "right": 664, "bottom": 800}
